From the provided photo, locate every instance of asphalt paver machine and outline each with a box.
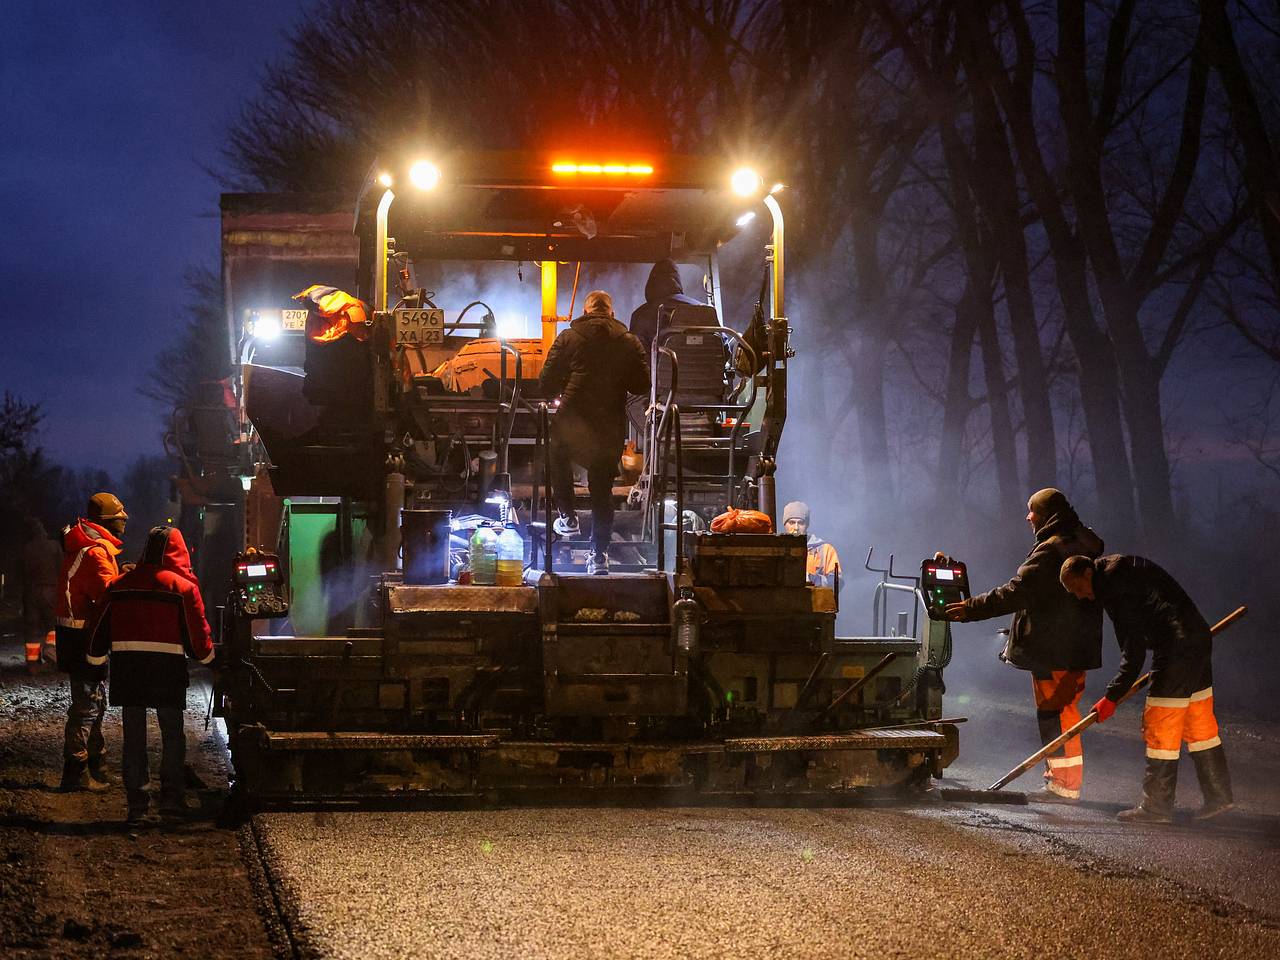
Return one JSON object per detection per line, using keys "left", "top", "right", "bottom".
{"left": 214, "top": 151, "right": 960, "bottom": 803}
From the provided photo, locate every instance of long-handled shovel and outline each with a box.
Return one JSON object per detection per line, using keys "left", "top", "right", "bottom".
{"left": 940, "top": 605, "right": 1247, "bottom": 804}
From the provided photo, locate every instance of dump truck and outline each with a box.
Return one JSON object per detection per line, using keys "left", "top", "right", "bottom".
{"left": 208, "top": 151, "right": 959, "bottom": 803}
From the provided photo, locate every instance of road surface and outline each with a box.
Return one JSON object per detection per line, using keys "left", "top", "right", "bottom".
{"left": 251, "top": 693, "right": 1280, "bottom": 959}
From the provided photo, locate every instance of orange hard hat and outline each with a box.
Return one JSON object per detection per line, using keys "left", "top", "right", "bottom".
{"left": 87, "top": 492, "right": 128, "bottom": 521}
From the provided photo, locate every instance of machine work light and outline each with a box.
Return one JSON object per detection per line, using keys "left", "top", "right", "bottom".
{"left": 736, "top": 211, "right": 756, "bottom": 227}
{"left": 550, "top": 162, "right": 654, "bottom": 176}
{"left": 251, "top": 310, "right": 282, "bottom": 340}
{"left": 409, "top": 160, "right": 442, "bottom": 190}
{"left": 377, "top": 171, "right": 393, "bottom": 188}
{"left": 730, "top": 167, "right": 763, "bottom": 198}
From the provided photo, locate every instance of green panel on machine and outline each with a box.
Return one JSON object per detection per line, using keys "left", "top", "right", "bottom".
{"left": 285, "top": 502, "right": 372, "bottom": 637}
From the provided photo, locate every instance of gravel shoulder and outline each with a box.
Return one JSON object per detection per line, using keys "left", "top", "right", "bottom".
{"left": 0, "top": 629, "right": 276, "bottom": 959}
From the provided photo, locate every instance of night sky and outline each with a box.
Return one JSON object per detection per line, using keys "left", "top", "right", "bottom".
{"left": 3, "top": 1, "right": 307, "bottom": 476}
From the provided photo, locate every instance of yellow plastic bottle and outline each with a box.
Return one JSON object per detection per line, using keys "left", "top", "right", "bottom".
{"left": 494, "top": 524, "right": 524, "bottom": 587}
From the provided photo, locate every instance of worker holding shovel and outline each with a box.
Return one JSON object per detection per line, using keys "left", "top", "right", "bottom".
{"left": 1060, "top": 554, "right": 1234, "bottom": 824}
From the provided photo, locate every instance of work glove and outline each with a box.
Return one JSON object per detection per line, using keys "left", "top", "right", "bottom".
{"left": 1092, "top": 696, "right": 1117, "bottom": 723}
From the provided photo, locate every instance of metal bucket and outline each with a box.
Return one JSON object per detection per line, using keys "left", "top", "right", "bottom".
{"left": 401, "top": 509, "right": 453, "bottom": 584}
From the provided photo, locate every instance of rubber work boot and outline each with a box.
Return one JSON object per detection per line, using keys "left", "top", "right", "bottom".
{"left": 1191, "top": 745, "right": 1234, "bottom": 821}
{"left": 88, "top": 758, "right": 114, "bottom": 785}
{"left": 1028, "top": 780, "right": 1079, "bottom": 804}
{"left": 126, "top": 793, "right": 150, "bottom": 824}
{"left": 1117, "top": 757, "right": 1176, "bottom": 823}
{"left": 59, "top": 759, "right": 109, "bottom": 793}
{"left": 160, "top": 790, "right": 196, "bottom": 818}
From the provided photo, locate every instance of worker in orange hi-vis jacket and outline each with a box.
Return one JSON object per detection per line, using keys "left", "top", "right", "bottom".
{"left": 1060, "top": 553, "right": 1233, "bottom": 824}
{"left": 54, "top": 493, "right": 128, "bottom": 792}
{"left": 781, "top": 501, "right": 842, "bottom": 590}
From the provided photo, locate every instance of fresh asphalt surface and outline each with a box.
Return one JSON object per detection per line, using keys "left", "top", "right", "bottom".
{"left": 250, "top": 694, "right": 1280, "bottom": 959}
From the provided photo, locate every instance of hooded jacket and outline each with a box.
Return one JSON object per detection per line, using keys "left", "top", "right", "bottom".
{"left": 54, "top": 518, "right": 123, "bottom": 673}
{"left": 1092, "top": 555, "right": 1212, "bottom": 701}
{"left": 540, "top": 310, "right": 650, "bottom": 444}
{"left": 628, "top": 260, "right": 702, "bottom": 353}
{"left": 86, "top": 527, "right": 214, "bottom": 709}
{"left": 964, "top": 495, "right": 1105, "bottom": 672}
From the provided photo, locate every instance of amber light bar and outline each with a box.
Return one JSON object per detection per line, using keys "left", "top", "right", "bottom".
{"left": 551, "top": 162, "right": 654, "bottom": 175}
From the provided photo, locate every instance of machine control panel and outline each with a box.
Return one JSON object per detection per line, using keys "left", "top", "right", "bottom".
{"left": 921, "top": 557, "right": 970, "bottom": 621}
{"left": 233, "top": 551, "right": 288, "bottom": 618}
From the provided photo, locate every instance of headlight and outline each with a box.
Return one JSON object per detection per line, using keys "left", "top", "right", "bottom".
{"left": 409, "top": 160, "right": 442, "bottom": 190}
{"left": 730, "top": 167, "right": 763, "bottom": 198}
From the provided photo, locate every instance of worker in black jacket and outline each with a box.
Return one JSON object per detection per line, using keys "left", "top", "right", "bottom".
{"left": 942, "top": 488, "right": 1105, "bottom": 801}
{"left": 540, "top": 290, "right": 650, "bottom": 575}
{"left": 628, "top": 259, "right": 701, "bottom": 354}
{"left": 1060, "top": 554, "right": 1233, "bottom": 823}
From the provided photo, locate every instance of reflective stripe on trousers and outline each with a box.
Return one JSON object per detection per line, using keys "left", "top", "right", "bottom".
{"left": 1033, "top": 669, "right": 1087, "bottom": 795}
{"left": 1144, "top": 686, "right": 1220, "bottom": 760}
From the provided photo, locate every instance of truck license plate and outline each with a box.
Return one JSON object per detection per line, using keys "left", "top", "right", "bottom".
{"left": 394, "top": 308, "right": 445, "bottom": 345}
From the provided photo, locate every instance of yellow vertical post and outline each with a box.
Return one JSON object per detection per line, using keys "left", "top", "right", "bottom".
{"left": 540, "top": 260, "right": 558, "bottom": 354}
{"left": 374, "top": 188, "right": 395, "bottom": 312}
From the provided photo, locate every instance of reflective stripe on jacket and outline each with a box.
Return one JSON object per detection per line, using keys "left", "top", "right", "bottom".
{"left": 55, "top": 519, "right": 123, "bottom": 628}
{"left": 86, "top": 527, "right": 213, "bottom": 709}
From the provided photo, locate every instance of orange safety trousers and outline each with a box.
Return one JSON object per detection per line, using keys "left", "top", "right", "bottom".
{"left": 1143, "top": 641, "right": 1218, "bottom": 760}
{"left": 1144, "top": 687, "right": 1220, "bottom": 760}
{"left": 1032, "top": 670, "right": 1087, "bottom": 797}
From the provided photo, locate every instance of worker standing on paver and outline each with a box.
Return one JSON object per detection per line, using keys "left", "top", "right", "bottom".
{"left": 781, "top": 501, "right": 842, "bottom": 589}
{"left": 942, "top": 488, "right": 1104, "bottom": 801}
{"left": 540, "top": 289, "right": 650, "bottom": 576}
{"left": 54, "top": 493, "right": 129, "bottom": 792}
{"left": 1060, "top": 554, "right": 1233, "bottom": 823}
{"left": 86, "top": 525, "right": 214, "bottom": 822}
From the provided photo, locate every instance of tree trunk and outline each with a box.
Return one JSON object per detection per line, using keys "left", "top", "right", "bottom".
{"left": 1201, "top": 0, "right": 1280, "bottom": 278}
{"left": 937, "top": 290, "right": 978, "bottom": 497}
{"left": 970, "top": 0, "right": 1138, "bottom": 537}
{"left": 849, "top": 223, "right": 894, "bottom": 500}
{"left": 1116, "top": 359, "right": 1177, "bottom": 549}
{"left": 964, "top": 62, "right": 1057, "bottom": 485}
{"left": 974, "top": 286, "right": 1021, "bottom": 504}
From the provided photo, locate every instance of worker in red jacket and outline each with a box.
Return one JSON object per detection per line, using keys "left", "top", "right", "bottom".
{"left": 54, "top": 493, "right": 128, "bottom": 791}
{"left": 86, "top": 525, "right": 214, "bottom": 822}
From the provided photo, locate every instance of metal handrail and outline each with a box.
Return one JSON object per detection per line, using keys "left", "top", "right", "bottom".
{"left": 495, "top": 340, "right": 522, "bottom": 482}
{"left": 654, "top": 400, "right": 685, "bottom": 574}
{"left": 871, "top": 582, "right": 925, "bottom": 639}
{"left": 651, "top": 324, "right": 758, "bottom": 509}
{"left": 540, "top": 403, "right": 552, "bottom": 574}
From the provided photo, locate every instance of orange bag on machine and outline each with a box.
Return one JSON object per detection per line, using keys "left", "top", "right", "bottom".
{"left": 709, "top": 508, "right": 773, "bottom": 534}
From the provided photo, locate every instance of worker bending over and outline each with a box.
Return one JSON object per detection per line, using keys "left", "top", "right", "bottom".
{"left": 1060, "top": 554, "right": 1233, "bottom": 823}
{"left": 944, "top": 488, "right": 1104, "bottom": 801}
{"left": 540, "top": 289, "right": 650, "bottom": 576}
{"left": 54, "top": 492, "right": 129, "bottom": 792}
{"left": 781, "top": 501, "right": 842, "bottom": 589}
{"left": 86, "top": 526, "right": 214, "bottom": 822}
